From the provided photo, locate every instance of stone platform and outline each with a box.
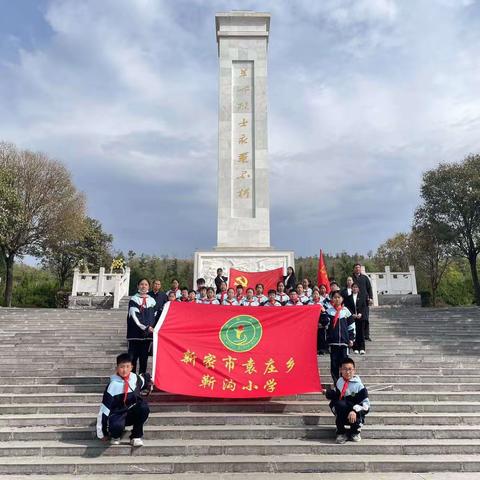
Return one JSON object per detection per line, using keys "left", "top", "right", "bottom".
{"left": 0, "top": 306, "right": 479, "bottom": 477}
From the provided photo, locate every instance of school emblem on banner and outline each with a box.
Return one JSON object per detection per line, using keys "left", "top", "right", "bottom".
{"left": 219, "top": 315, "right": 263, "bottom": 352}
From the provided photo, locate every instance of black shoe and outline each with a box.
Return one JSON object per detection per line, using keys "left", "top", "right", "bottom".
{"left": 366, "top": 337, "right": 372, "bottom": 341}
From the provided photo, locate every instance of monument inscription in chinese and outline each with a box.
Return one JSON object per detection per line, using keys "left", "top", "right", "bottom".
{"left": 232, "top": 61, "right": 254, "bottom": 218}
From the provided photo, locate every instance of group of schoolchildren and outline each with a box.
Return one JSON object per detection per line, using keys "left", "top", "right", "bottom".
{"left": 97, "top": 264, "right": 371, "bottom": 446}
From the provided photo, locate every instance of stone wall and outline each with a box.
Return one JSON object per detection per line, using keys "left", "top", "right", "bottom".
{"left": 68, "top": 295, "right": 114, "bottom": 310}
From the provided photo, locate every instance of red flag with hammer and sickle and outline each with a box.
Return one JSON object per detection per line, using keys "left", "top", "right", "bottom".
{"left": 228, "top": 267, "right": 284, "bottom": 292}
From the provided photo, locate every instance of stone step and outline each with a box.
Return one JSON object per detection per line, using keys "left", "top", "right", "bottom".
{"left": 3, "top": 424, "right": 480, "bottom": 442}
{"left": 1, "top": 438, "right": 480, "bottom": 457}
{"left": 2, "top": 400, "right": 479, "bottom": 415}
{"left": 0, "top": 474, "right": 477, "bottom": 480}
{"left": 1, "top": 412, "right": 480, "bottom": 428}
{"left": 0, "top": 453, "right": 479, "bottom": 475}
{"left": 2, "top": 389, "right": 480, "bottom": 405}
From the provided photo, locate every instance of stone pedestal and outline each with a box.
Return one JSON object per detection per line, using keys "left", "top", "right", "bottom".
{"left": 194, "top": 250, "right": 294, "bottom": 288}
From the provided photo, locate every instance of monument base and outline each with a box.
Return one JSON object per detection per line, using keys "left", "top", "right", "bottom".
{"left": 194, "top": 250, "right": 295, "bottom": 288}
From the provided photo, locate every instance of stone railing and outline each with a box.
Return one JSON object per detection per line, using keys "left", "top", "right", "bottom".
{"left": 364, "top": 266, "right": 418, "bottom": 307}
{"left": 69, "top": 267, "right": 130, "bottom": 309}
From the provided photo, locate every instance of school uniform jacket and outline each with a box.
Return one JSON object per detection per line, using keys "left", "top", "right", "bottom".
{"left": 96, "top": 372, "right": 150, "bottom": 439}
{"left": 240, "top": 298, "right": 259, "bottom": 306}
{"left": 276, "top": 292, "right": 289, "bottom": 305}
{"left": 222, "top": 298, "right": 239, "bottom": 306}
{"left": 127, "top": 294, "right": 157, "bottom": 341}
{"left": 325, "top": 375, "right": 370, "bottom": 419}
{"left": 264, "top": 300, "right": 282, "bottom": 307}
{"left": 344, "top": 293, "right": 367, "bottom": 318}
{"left": 256, "top": 294, "right": 268, "bottom": 306}
{"left": 320, "top": 305, "right": 355, "bottom": 346}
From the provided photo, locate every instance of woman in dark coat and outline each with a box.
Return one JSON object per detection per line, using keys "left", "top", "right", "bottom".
{"left": 283, "top": 266, "right": 297, "bottom": 293}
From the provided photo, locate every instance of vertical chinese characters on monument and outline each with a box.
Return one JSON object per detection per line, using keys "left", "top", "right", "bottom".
{"left": 232, "top": 61, "right": 254, "bottom": 218}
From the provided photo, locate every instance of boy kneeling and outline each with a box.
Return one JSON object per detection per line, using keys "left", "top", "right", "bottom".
{"left": 325, "top": 357, "right": 370, "bottom": 444}
{"left": 96, "top": 353, "right": 152, "bottom": 447}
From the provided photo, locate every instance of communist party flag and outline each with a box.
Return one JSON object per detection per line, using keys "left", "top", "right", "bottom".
{"left": 317, "top": 250, "right": 331, "bottom": 293}
{"left": 152, "top": 302, "right": 321, "bottom": 398}
{"left": 228, "top": 267, "right": 284, "bottom": 292}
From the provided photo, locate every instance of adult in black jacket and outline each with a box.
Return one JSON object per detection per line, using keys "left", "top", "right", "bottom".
{"left": 214, "top": 268, "right": 228, "bottom": 294}
{"left": 352, "top": 264, "right": 373, "bottom": 341}
{"left": 148, "top": 279, "right": 168, "bottom": 322}
{"left": 283, "top": 266, "right": 296, "bottom": 293}
{"left": 344, "top": 283, "right": 367, "bottom": 353}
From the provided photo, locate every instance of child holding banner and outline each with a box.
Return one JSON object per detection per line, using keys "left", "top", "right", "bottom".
{"left": 127, "top": 279, "right": 157, "bottom": 375}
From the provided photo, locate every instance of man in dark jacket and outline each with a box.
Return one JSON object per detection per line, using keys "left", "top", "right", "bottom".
{"left": 148, "top": 279, "right": 168, "bottom": 322}
{"left": 352, "top": 264, "right": 373, "bottom": 341}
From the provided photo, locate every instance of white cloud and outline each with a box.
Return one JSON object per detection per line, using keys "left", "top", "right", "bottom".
{"left": 1, "top": 0, "right": 479, "bottom": 256}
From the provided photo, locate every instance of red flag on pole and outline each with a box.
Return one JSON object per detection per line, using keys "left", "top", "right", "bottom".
{"left": 317, "top": 250, "right": 331, "bottom": 293}
{"left": 152, "top": 302, "right": 321, "bottom": 398}
{"left": 228, "top": 267, "right": 284, "bottom": 292}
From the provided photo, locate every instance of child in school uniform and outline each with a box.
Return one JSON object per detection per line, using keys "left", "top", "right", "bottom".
{"left": 264, "top": 289, "right": 281, "bottom": 306}
{"left": 286, "top": 291, "right": 303, "bottom": 306}
{"left": 255, "top": 283, "right": 268, "bottom": 305}
{"left": 320, "top": 290, "right": 356, "bottom": 384}
{"left": 276, "top": 281, "right": 289, "bottom": 305}
{"left": 222, "top": 288, "right": 239, "bottom": 305}
{"left": 201, "top": 287, "right": 220, "bottom": 304}
{"left": 324, "top": 357, "right": 370, "bottom": 444}
{"left": 240, "top": 288, "right": 259, "bottom": 306}
{"left": 97, "top": 353, "right": 152, "bottom": 447}
{"left": 127, "top": 278, "right": 157, "bottom": 375}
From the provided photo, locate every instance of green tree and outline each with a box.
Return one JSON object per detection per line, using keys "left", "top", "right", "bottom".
{"left": 419, "top": 154, "right": 480, "bottom": 305}
{"left": 0, "top": 142, "right": 85, "bottom": 306}
{"left": 42, "top": 216, "right": 113, "bottom": 288}
{"left": 411, "top": 214, "right": 453, "bottom": 307}
{"left": 374, "top": 233, "right": 413, "bottom": 271}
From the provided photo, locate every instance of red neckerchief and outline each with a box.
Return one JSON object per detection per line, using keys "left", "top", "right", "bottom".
{"left": 122, "top": 373, "right": 130, "bottom": 405}
{"left": 339, "top": 378, "right": 349, "bottom": 400}
{"left": 180, "top": 297, "right": 188, "bottom": 302}
{"left": 140, "top": 295, "right": 148, "bottom": 311}
{"left": 269, "top": 299, "right": 277, "bottom": 305}
{"left": 312, "top": 299, "right": 321, "bottom": 304}
{"left": 236, "top": 294, "right": 244, "bottom": 302}
{"left": 226, "top": 299, "right": 235, "bottom": 304}
{"left": 332, "top": 305, "right": 343, "bottom": 329}
{"left": 246, "top": 298, "right": 255, "bottom": 304}
{"left": 219, "top": 292, "right": 227, "bottom": 302}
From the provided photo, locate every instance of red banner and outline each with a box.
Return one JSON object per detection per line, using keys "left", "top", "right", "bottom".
{"left": 152, "top": 302, "right": 321, "bottom": 398}
{"left": 228, "top": 267, "right": 284, "bottom": 292}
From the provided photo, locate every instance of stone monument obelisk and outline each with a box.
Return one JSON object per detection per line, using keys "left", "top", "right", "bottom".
{"left": 194, "top": 11, "right": 294, "bottom": 285}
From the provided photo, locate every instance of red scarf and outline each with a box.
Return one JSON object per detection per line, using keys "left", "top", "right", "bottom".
{"left": 332, "top": 305, "right": 343, "bottom": 329}
{"left": 219, "top": 292, "right": 227, "bottom": 302}
{"left": 339, "top": 379, "right": 349, "bottom": 400}
{"left": 237, "top": 294, "right": 244, "bottom": 302}
{"left": 122, "top": 373, "right": 130, "bottom": 405}
{"left": 140, "top": 294, "right": 148, "bottom": 312}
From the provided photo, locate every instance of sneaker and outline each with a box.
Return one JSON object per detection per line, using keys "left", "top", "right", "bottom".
{"left": 336, "top": 434, "right": 348, "bottom": 444}
{"left": 110, "top": 438, "right": 121, "bottom": 445}
{"left": 130, "top": 437, "right": 144, "bottom": 447}
{"left": 350, "top": 433, "right": 361, "bottom": 442}
{"left": 360, "top": 350, "right": 366, "bottom": 355}
{"left": 353, "top": 350, "right": 359, "bottom": 354}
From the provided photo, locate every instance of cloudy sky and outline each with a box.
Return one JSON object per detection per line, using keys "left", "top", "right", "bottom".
{"left": 1, "top": 0, "right": 479, "bottom": 258}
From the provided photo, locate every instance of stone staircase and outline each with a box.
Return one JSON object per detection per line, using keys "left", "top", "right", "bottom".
{"left": 0, "top": 306, "right": 480, "bottom": 477}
